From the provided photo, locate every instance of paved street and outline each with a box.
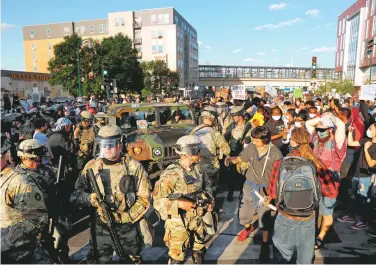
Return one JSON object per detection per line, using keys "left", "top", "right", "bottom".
{"left": 69, "top": 191, "right": 376, "bottom": 264}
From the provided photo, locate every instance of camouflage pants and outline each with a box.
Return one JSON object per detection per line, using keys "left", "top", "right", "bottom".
{"left": 164, "top": 217, "right": 206, "bottom": 261}
{"left": 1, "top": 244, "right": 53, "bottom": 264}
{"left": 88, "top": 220, "right": 140, "bottom": 264}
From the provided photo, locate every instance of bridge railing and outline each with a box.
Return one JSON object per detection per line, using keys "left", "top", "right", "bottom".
{"left": 198, "top": 65, "right": 339, "bottom": 80}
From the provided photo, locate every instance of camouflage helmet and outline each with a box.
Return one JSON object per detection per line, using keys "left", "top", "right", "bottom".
{"left": 98, "top": 125, "right": 122, "bottom": 139}
{"left": 201, "top": 106, "right": 218, "bottom": 119}
{"left": 95, "top": 112, "right": 106, "bottom": 121}
{"left": 17, "top": 139, "right": 46, "bottom": 159}
{"left": 80, "top": 110, "right": 93, "bottom": 121}
{"left": 174, "top": 135, "right": 202, "bottom": 156}
{"left": 230, "top": 104, "right": 245, "bottom": 117}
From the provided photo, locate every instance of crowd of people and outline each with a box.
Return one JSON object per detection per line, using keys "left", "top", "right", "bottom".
{"left": 1, "top": 89, "right": 376, "bottom": 264}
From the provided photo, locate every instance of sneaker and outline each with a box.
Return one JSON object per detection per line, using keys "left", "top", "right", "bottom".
{"left": 368, "top": 238, "right": 376, "bottom": 246}
{"left": 237, "top": 225, "right": 256, "bottom": 242}
{"left": 351, "top": 221, "right": 368, "bottom": 230}
{"left": 368, "top": 230, "right": 376, "bottom": 238}
{"left": 337, "top": 215, "right": 355, "bottom": 223}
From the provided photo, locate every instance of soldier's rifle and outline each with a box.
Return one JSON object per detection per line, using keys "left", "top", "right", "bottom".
{"left": 86, "top": 168, "right": 136, "bottom": 263}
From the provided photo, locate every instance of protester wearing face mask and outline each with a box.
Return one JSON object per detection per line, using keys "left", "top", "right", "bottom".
{"left": 281, "top": 109, "right": 296, "bottom": 155}
{"left": 295, "top": 110, "right": 309, "bottom": 129}
{"left": 337, "top": 123, "right": 376, "bottom": 232}
{"left": 306, "top": 113, "right": 346, "bottom": 249}
{"left": 308, "top": 107, "right": 319, "bottom": 119}
{"left": 265, "top": 107, "right": 286, "bottom": 149}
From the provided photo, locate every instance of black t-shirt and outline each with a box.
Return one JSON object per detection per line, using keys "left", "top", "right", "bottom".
{"left": 357, "top": 138, "right": 376, "bottom": 176}
{"left": 264, "top": 119, "right": 284, "bottom": 148}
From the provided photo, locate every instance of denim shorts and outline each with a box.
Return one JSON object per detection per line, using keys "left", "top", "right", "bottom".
{"left": 319, "top": 196, "right": 336, "bottom": 216}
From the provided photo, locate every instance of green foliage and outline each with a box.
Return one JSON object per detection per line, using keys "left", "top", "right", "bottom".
{"left": 317, "top": 79, "right": 355, "bottom": 95}
{"left": 48, "top": 34, "right": 144, "bottom": 97}
{"left": 140, "top": 60, "right": 180, "bottom": 95}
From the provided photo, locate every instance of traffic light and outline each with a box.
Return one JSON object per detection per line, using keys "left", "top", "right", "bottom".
{"left": 102, "top": 62, "right": 110, "bottom": 85}
{"left": 312, "top": 56, "right": 317, "bottom": 79}
{"left": 367, "top": 38, "right": 374, "bottom": 55}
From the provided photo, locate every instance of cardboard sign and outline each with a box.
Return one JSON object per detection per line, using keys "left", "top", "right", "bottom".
{"left": 231, "top": 85, "right": 246, "bottom": 100}
{"left": 293, "top": 88, "right": 303, "bottom": 99}
{"left": 360, "top": 84, "right": 376, "bottom": 100}
{"left": 265, "top": 86, "right": 278, "bottom": 97}
{"left": 136, "top": 120, "right": 148, "bottom": 130}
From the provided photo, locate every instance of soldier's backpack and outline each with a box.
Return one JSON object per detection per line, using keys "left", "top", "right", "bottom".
{"left": 276, "top": 156, "right": 321, "bottom": 217}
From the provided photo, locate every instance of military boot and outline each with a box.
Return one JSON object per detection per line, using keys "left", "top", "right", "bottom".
{"left": 192, "top": 247, "right": 206, "bottom": 264}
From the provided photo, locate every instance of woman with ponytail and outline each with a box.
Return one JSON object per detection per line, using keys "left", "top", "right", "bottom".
{"left": 264, "top": 128, "right": 338, "bottom": 264}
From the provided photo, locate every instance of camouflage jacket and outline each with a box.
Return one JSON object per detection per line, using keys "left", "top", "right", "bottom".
{"left": 0, "top": 166, "right": 48, "bottom": 252}
{"left": 218, "top": 111, "right": 232, "bottom": 134}
{"left": 190, "top": 124, "right": 230, "bottom": 173}
{"left": 15, "top": 164, "right": 56, "bottom": 212}
{"left": 74, "top": 155, "right": 151, "bottom": 224}
{"left": 153, "top": 162, "right": 213, "bottom": 221}
{"left": 75, "top": 126, "right": 95, "bottom": 157}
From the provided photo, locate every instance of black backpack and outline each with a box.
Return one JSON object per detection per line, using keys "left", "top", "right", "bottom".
{"left": 276, "top": 156, "right": 321, "bottom": 217}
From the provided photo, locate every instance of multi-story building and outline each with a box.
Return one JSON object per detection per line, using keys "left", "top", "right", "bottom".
{"left": 335, "top": 0, "right": 376, "bottom": 85}
{"left": 22, "top": 7, "right": 199, "bottom": 89}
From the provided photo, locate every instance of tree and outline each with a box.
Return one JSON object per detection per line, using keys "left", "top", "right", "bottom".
{"left": 48, "top": 34, "right": 85, "bottom": 97}
{"left": 317, "top": 79, "right": 355, "bottom": 96}
{"left": 140, "top": 60, "right": 180, "bottom": 95}
{"left": 48, "top": 33, "right": 144, "bottom": 97}
{"left": 96, "top": 34, "right": 144, "bottom": 94}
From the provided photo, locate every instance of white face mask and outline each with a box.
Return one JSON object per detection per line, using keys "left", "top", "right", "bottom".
{"left": 309, "top": 114, "right": 317, "bottom": 119}
{"left": 272, "top": 116, "right": 281, "bottom": 121}
{"left": 367, "top": 128, "right": 373, "bottom": 138}
{"left": 295, "top": 122, "right": 302, "bottom": 128}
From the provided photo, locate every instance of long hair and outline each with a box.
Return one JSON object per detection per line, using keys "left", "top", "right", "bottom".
{"left": 290, "top": 128, "right": 325, "bottom": 170}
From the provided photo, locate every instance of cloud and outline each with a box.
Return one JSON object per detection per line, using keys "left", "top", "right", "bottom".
{"left": 271, "top": 49, "right": 278, "bottom": 52}
{"left": 269, "top": 2, "right": 287, "bottom": 11}
{"left": 311, "top": 46, "right": 336, "bottom": 52}
{"left": 305, "top": 9, "right": 320, "bottom": 17}
{"left": 256, "top": 52, "right": 265, "bottom": 55}
{"left": 197, "top": 41, "right": 202, "bottom": 45}
{"left": 204, "top": 45, "right": 212, "bottom": 49}
{"left": 1, "top": 23, "right": 16, "bottom": 31}
{"left": 232, "top": 48, "right": 243, "bottom": 53}
{"left": 255, "top": 18, "right": 302, "bottom": 30}
{"left": 285, "top": 63, "right": 293, "bottom": 67}
{"left": 244, "top": 58, "right": 261, "bottom": 62}
{"left": 308, "top": 23, "right": 333, "bottom": 31}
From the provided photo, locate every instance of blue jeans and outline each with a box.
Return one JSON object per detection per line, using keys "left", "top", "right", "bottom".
{"left": 272, "top": 213, "right": 315, "bottom": 264}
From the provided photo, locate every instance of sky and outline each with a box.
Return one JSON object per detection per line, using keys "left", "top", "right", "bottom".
{"left": 1, "top": 0, "right": 356, "bottom": 70}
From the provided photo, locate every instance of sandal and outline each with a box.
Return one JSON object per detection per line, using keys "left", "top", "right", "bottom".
{"left": 314, "top": 238, "right": 324, "bottom": 249}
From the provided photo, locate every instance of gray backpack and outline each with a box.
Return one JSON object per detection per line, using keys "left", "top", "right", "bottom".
{"left": 276, "top": 156, "right": 321, "bottom": 217}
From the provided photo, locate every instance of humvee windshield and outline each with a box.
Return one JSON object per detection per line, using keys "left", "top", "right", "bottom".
{"left": 118, "top": 107, "right": 194, "bottom": 129}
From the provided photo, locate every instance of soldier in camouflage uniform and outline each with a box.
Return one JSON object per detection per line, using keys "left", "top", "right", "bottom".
{"left": 11, "top": 115, "right": 33, "bottom": 143}
{"left": 93, "top": 112, "right": 107, "bottom": 135}
{"left": 74, "top": 125, "right": 151, "bottom": 264}
{"left": 74, "top": 110, "right": 95, "bottom": 170}
{"left": 153, "top": 135, "right": 215, "bottom": 264}
{"left": 0, "top": 136, "right": 53, "bottom": 264}
{"left": 216, "top": 102, "right": 232, "bottom": 134}
{"left": 190, "top": 106, "right": 230, "bottom": 198}
{"left": 15, "top": 139, "right": 65, "bottom": 261}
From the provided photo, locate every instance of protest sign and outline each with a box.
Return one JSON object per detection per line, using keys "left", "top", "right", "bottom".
{"left": 231, "top": 85, "right": 246, "bottom": 100}
{"left": 293, "top": 88, "right": 303, "bottom": 99}
{"left": 359, "top": 84, "right": 376, "bottom": 100}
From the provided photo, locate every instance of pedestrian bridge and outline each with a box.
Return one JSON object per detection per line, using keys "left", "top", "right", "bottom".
{"left": 198, "top": 65, "right": 339, "bottom": 89}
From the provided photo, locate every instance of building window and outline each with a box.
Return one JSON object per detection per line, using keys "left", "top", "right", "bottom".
{"left": 152, "top": 45, "right": 157, "bottom": 54}
{"left": 342, "top": 19, "right": 346, "bottom": 34}
{"left": 175, "top": 15, "right": 179, "bottom": 25}
{"left": 47, "top": 28, "right": 50, "bottom": 37}
{"left": 151, "top": 14, "right": 157, "bottom": 24}
{"left": 373, "top": 17, "right": 376, "bottom": 36}
{"left": 32, "top": 44, "right": 36, "bottom": 50}
{"left": 158, "top": 14, "right": 169, "bottom": 24}
{"left": 158, "top": 45, "right": 163, "bottom": 53}
{"left": 30, "top": 30, "right": 35, "bottom": 38}
{"left": 32, "top": 55, "right": 37, "bottom": 62}
{"left": 64, "top": 27, "right": 70, "bottom": 36}
{"left": 158, "top": 30, "right": 163, "bottom": 38}
{"left": 99, "top": 24, "right": 105, "bottom": 33}
{"left": 373, "top": 0, "right": 376, "bottom": 16}
{"left": 106, "top": 23, "right": 109, "bottom": 32}
{"left": 151, "top": 30, "right": 157, "bottom": 39}
{"left": 339, "top": 20, "right": 342, "bottom": 35}
{"left": 48, "top": 43, "right": 52, "bottom": 50}
{"left": 33, "top": 66, "right": 37, "bottom": 72}
{"left": 90, "top": 25, "right": 94, "bottom": 33}
{"left": 115, "top": 18, "right": 125, "bottom": 27}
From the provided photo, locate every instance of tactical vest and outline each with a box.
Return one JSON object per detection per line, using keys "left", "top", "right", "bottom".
{"left": 163, "top": 163, "right": 203, "bottom": 195}
{"left": 78, "top": 126, "right": 95, "bottom": 157}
